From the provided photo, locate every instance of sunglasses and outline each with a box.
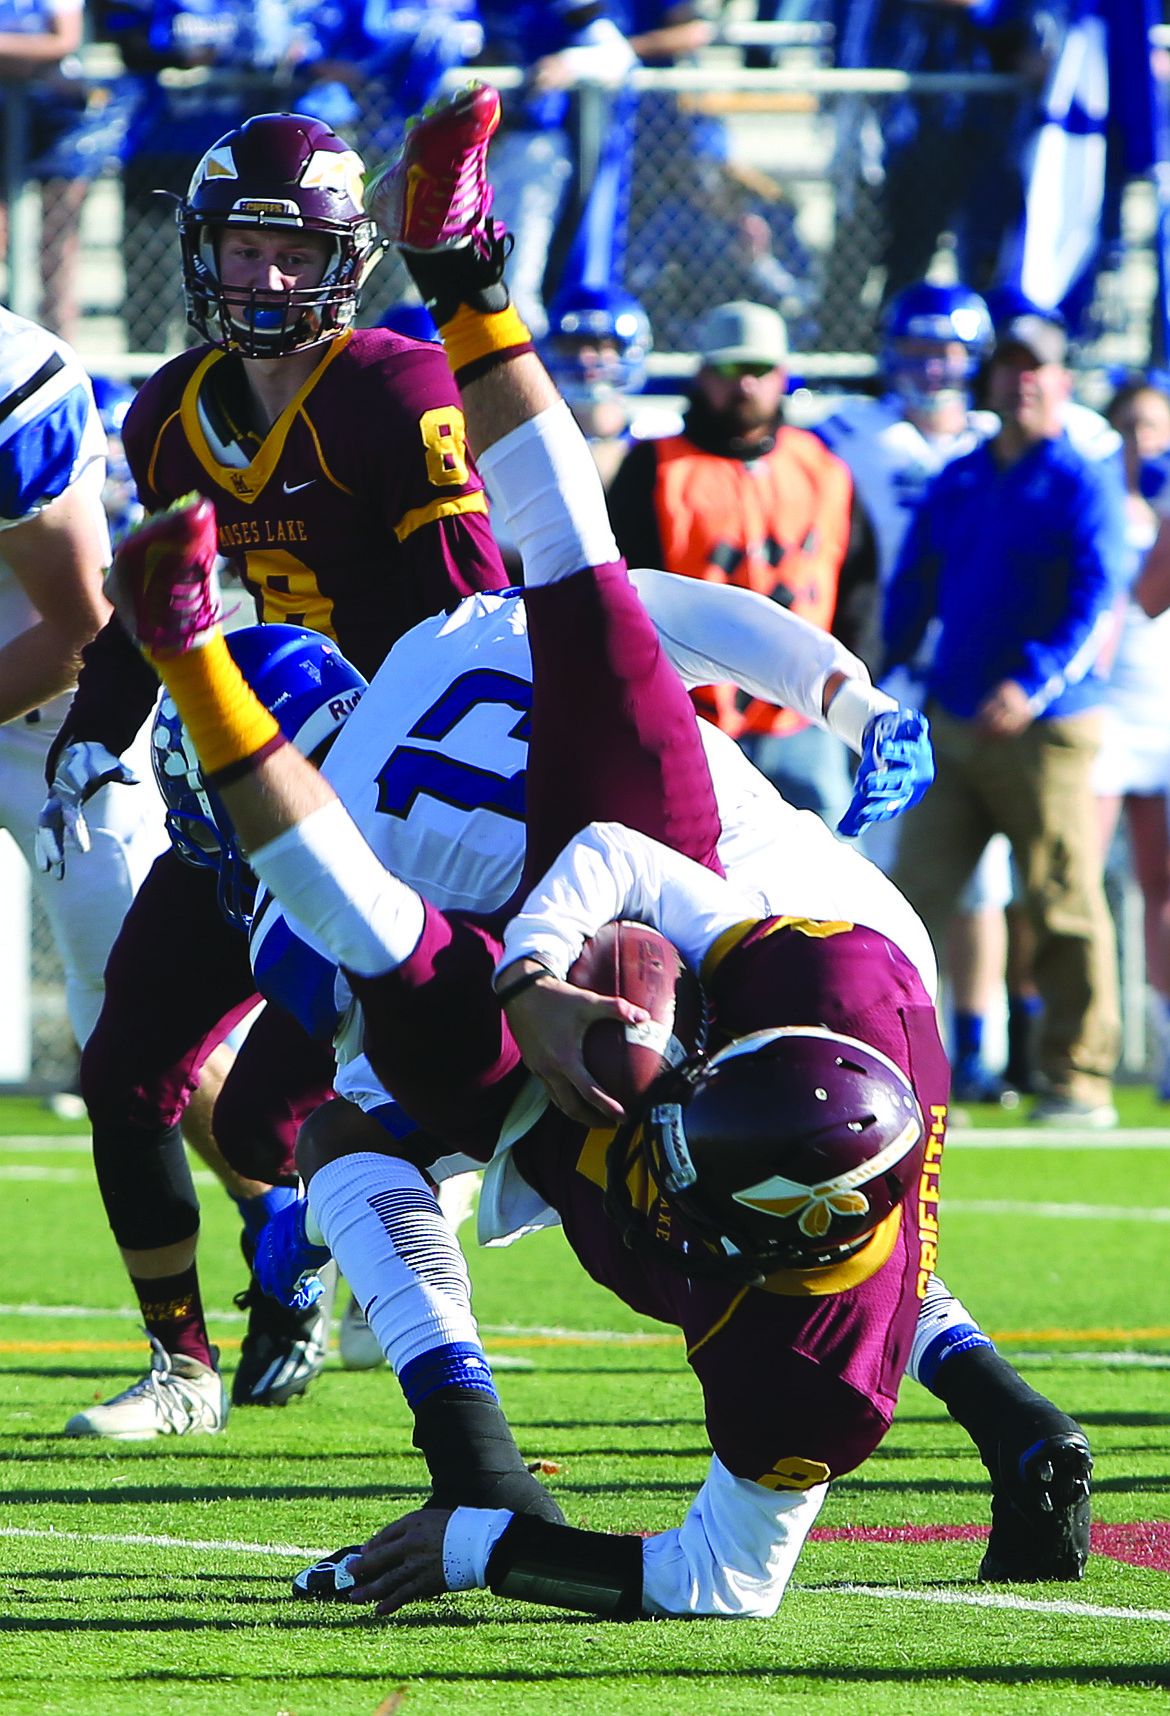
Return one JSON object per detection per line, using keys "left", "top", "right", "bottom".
{"left": 709, "top": 361, "right": 777, "bottom": 380}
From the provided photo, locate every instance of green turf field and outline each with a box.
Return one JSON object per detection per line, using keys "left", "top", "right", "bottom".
{"left": 3, "top": 1091, "right": 1170, "bottom": 1715}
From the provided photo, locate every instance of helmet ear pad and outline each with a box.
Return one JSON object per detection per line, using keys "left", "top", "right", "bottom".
{"left": 606, "top": 1028, "right": 926, "bottom": 1284}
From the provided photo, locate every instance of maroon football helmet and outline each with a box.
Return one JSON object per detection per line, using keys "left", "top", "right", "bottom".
{"left": 179, "top": 113, "right": 385, "bottom": 358}
{"left": 606, "top": 1027, "right": 926, "bottom": 1283}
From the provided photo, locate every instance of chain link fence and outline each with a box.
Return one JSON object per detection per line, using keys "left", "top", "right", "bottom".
{"left": 29, "top": 893, "right": 76, "bottom": 1092}
{"left": 2, "top": 61, "right": 1161, "bottom": 1084}
{"left": 2, "top": 64, "right": 1159, "bottom": 372}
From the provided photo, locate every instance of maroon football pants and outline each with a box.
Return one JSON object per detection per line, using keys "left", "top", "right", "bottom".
{"left": 81, "top": 848, "right": 334, "bottom": 1249}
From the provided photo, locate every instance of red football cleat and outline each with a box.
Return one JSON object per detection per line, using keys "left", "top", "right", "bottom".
{"left": 370, "top": 82, "right": 502, "bottom": 254}
{"left": 106, "top": 494, "right": 222, "bottom": 657}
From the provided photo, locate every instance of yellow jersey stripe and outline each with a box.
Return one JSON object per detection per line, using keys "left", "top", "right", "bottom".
{"left": 758, "top": 1205, "right": 902, "bottom": 1297}
{"left": 700, "top": 920, "right": 760, "bottom": 985}
{"left": 146, "top": 407, "right": 184, "bottom": 500}
{"left": 394, "top": 489, "right": 489, "bottom": 544}
{"left": 701, "top": 914, "right": 856, "bottom": 986}
{"left": 686, "top": 1287, "right": 750, "bottom": 1359}
{"left": 299, "top": 405, "right": 354, "bottom": 495}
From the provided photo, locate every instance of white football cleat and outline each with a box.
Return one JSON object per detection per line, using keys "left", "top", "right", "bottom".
{"left": 64, "top": 1338, "right": 228, "bottom": 1439}
{"left": 338, "top": 1293, "right": 385, "bottom": 1371}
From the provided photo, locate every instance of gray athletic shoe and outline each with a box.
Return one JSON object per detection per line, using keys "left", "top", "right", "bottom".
{"left": 64, "top": 1338, "right": 228, "bottom": 1439}
{"left": 1028, "top": 1096, "right": 1118, "bottom": 1129}
{"left": 338, "top": 1292, "right": 385, "bottom": 1371}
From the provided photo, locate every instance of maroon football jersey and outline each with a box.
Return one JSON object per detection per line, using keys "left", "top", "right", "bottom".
{"left": 125, "top": 329, "right": 507, "bottom": 679}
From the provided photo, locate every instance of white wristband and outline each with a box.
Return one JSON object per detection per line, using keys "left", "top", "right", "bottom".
{"left": 823, "top": 676, "right": 898, "bottom": 755}
{"left": 442, "top": 1507, "right": 514, "bottom": 1592}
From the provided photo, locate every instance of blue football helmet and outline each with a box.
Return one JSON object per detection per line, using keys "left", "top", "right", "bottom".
{"left": 378, "top": 300, "right": 440, "bottom": 343}
{"left": 982, "top": 285, "right": 1067, "bottom": 334}
{"left": 151, "top": 625, "right": 368, "bottom": 930}
{"left": 89, "top": 374, "right": 143, "bottom": 544}
{"left": 90, "top": 374, "right": 136, "bottom": 436}
{"left": 883, "top": 283, "right": 993, "bottom": 411}
{"left": 541, "top": 284, "right": 652, "bottom": 404}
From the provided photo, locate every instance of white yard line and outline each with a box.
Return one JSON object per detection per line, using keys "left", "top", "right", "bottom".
{"left": 0, "top": 1302, "right": 249, "bottom": 1324}
{"left": 816, "top": 1583, "right": 1170, "bottom": 1623}
{"left": 0, "top": 1164, "right": 217, "bottom": 1185}
{"left": 1, "top": 1527, "right": 1167, "bottom": 1624}
{"left": 947, "top": 1131, "right": 1170, "bottom": 1148}
{"left": 0, "top": 1303, "right": 673, "bottom": 1342}
{"left": 0, "top": 1525, "right": 325, "bottom": 1558}
{"left": 944, "top": 1200, "right": 1170, "bottom": 1221}
{"left": 0, "top": 1137, "right": 93, "bottom": 1152}
{"left": 6, "top": 1129, "right": 1170, "bottom": 1154}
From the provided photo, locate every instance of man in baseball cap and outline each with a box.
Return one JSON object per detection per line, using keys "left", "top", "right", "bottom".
{"left": 993, "top": 312, "right": 1068, "bottom": 371}
{"left": 885, "top": 293, "right": 1130, "bottom": 1129}
{"left": 608, "top": 298, "right": 877, "bottom": 832}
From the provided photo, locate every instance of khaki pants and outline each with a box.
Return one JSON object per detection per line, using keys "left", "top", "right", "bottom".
{"left": 893, "top": 703, "right": 1120, "bottom": 1105}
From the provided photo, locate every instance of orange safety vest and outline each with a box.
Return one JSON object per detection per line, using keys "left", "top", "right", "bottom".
{"left": 650, "top": 425, "right": 854, "bottom": 737}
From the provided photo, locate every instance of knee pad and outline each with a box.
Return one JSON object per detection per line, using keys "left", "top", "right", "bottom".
{"left": 91, "top": 1120, "right": 200, "bottom": 1251}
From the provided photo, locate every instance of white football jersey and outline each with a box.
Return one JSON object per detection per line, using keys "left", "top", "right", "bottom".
{"left": 0, "top": 307, "right": 109, "bottom": 731}
{"left": 249, "top": 587, "right": 934, "bottom": 1045}
{"left": 817, "top": 394, "right": 997, "bottom": 586}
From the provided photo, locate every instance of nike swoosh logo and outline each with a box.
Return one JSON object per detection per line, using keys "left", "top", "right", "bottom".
{"left": 283, "top": 479, "right": 315, "bottom": 494}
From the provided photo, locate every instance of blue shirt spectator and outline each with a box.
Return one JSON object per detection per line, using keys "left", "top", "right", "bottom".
{"left": 885, "top": 430, "right": 1130, "bottom": 722}
{"left": 883, "top": 311, "right": 1129, "bottom": 1125}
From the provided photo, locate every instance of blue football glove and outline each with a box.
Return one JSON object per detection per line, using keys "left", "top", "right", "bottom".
{"left": 836, "top": 707, "right": 934, "bottom": 839}
{"left": 253, "top": 1198, "right": 332, "bottom": 1311}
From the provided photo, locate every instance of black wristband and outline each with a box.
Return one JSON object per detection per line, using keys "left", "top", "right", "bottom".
{"left": 485, "top": 1514, "right": 644, "bottom": 1619}
{"left": 494, "top": 965, "right": 555, "bottom": 1007}
{"left": 203, "top": 732, "right": 289, "bottom": 789}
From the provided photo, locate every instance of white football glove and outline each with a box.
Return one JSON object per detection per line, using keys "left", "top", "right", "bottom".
{"left": 35, "top": 741, "right": 140, "bottom": 878}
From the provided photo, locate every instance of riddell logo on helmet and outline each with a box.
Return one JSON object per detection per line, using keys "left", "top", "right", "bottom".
{"left": 328, "top": 690, "right": 363, "bottom": 722}
{"left": 232, "top": 198, "right": 298, "bottom": 219}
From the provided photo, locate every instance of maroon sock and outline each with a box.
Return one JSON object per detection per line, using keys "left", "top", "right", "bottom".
{"left": 130, "top": 1266, "right": 215, "bottom": 1369}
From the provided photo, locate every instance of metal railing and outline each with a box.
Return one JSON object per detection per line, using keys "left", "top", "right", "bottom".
{"left": 0, "top": 55, "right": 1160, "bottom": 1084}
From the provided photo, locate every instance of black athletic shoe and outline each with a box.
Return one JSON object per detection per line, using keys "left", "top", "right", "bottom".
{"left": 979, "top": 1423, "right": 1093, "bottom": 1583}
{"left": 293, "top": 1544, "right": 364, "bottom": 1600}
{"left": 232, "top": 1257, "right": 335, "bottom": 1408}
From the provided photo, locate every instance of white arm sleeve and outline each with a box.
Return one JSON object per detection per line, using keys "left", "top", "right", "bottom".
{"left": 641, "top": 1457, "right": 827, "bottom": 1618}
{"left": 475, "top": 401, "right": 620, "bottom": 586}
{"left": 498, "top": 821, "right": 763, "bottom": 981}
{"left": 631, "top": 566, "right": 858, "bottom": 727}
{"left": 249, "top": 799, "right": 426, "bottom": 978}
{"left": 630, "top": 568, "right": 897, "bottom": 751}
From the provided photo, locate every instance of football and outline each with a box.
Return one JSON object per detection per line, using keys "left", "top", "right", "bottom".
{"left": 567, "top": 919, "right": 705, "bottom": 1115}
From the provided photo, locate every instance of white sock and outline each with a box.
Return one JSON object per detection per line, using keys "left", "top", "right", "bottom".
{"left": 307, "top": 1152, "right": 485, "bottom": 1383}
{"left": 476, "top": 401, "right": 620, "bottom": 585}
{"left": 907, "top": 1273, "right": 994, "bottom": 1390}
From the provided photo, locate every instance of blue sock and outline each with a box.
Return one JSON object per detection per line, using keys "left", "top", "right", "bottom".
{"left": 236, "top": 1184, "right": 299, "bottom": 1244}
{"left": 918, "top": 1325, "right": 996, "bottom": 1392}
{"left": 399, "top": 1342, "right": 499, "bottom": 1408}
{"left": 954, "top": 1012, "right": 984, "bottom": 1062}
